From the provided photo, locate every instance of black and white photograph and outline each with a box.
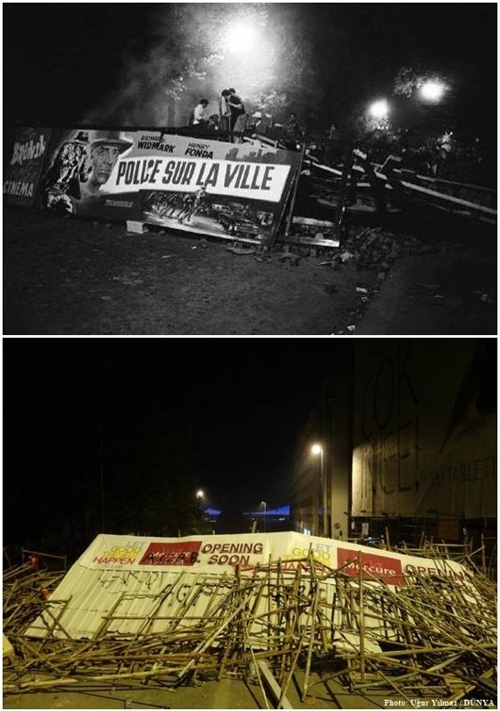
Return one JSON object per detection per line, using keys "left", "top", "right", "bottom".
{"left": 3, "top": 3, "right": 496, "bottom": 335}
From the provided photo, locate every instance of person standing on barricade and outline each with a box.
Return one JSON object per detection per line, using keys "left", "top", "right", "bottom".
{"left": 228, "top": 88, "right": 247, "bottom": 143}
{"left": 219, "top": 89, "right": 232, "bottom": 136}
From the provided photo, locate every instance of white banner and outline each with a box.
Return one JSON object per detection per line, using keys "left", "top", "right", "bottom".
{"left": 24, "top": 532, "right": 470, "bottom": 641}
{"left": 80, "top": 532, "right": 468, "bottom": 583}
{"left": 104, "top": 156, "right": 290, "bottom": 203}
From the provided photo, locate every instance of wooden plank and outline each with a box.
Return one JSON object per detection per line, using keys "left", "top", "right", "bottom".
{"left": 256, "top": 659, "right": 294, "bottom": 709}
{"left": 280, "top": 235, "right": 340, "bottom": 248}
{"left": 292, "top": 217, "right": 334, "bottom": 228}
{"left": 284, "top": 144, "right": 306, "bottom": 237}
{"left": 3, "top": 633, "right": 15, "bottom": 662}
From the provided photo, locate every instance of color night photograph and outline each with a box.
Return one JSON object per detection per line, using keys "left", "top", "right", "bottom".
{"left": 2, "top": 337, "right": 497, "bottom": 708}
{"left": 3, "top": 2, "right": 497, "bottom": 336}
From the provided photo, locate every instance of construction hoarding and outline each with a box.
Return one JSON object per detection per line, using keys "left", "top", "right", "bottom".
{"left": 351, "top": 339, "right": 497, "bottom": 518}
{"left": 7, "top": 532, "right": 493, "bottom": 703}
{"left": 24, "top": 532, "right": 469, "bottom": 641}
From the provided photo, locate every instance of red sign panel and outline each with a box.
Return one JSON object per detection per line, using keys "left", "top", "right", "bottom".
{"left": 139, "top": 541, "right": 202, "bottom": 566}
{"left": 337, "top": 548, "right": 406, "bottom": 586}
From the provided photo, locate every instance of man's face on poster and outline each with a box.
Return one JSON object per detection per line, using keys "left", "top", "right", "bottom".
{"left": 90, "top": 144, "right": 121, "bottom": 185}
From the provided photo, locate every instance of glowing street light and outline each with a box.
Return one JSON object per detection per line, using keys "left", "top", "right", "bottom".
{"left": 419, "top": 79, "right": 447, "bottom": 103}
{"left": 216, "top": 10, "right": 278, "bottom": 98}
{"left": 196, "top": 489, "right": 204, "bottom": 501}
{"left": 224, "top": 18, "right": 261, "bottom": 54}
{"left": 312, "top": 444, "right": 327, "bottom": 536}
{"left": 261, "top": 500, "right": 267, "bottom": 533}
{"left": 368, "top": 99, "right": 389, "bottom": 120}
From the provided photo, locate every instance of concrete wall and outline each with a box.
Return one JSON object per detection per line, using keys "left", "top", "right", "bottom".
{"left": 291, "top": 339, "right": 496, "bottom": 540}
{"left": 351, "top": 339, "right": 496, "bottom": 519}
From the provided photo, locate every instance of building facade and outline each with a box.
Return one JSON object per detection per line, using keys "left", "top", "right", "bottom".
{"left": 291, "top": 339, "right": 496, "bottom": 550}
{"left": 290, "top": 372, "right": 353, "bottom": 540}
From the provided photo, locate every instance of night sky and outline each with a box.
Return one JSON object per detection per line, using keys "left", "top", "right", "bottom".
{"left": 3, "top": 338, "right": 353, "bottom": 546}
{"left": 3, "top": 2, "right": 496, "bottom": 139}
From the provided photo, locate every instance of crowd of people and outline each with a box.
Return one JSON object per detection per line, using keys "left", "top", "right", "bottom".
{"left": 183, "top": 92, "right": 493, "bottom": 187}
{"left": 186, "top": 88, "right": 305, "bottom": 150}
{"left": 187, "top": 88, "right": 249, "bottom": 143}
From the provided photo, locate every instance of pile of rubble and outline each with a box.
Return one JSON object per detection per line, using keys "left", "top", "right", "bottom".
{"left": 316, "top": 226, "right": 430, "bottom": 279}
{"left": 278, "top": 220, "right": 431, "bottom": 278}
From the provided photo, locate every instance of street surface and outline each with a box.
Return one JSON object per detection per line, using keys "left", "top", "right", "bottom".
{"left": 3, "top": 206, "right": 496, "bottom": 336}
{"left": 2, "top": 669, "right": 403, "bottom": 709}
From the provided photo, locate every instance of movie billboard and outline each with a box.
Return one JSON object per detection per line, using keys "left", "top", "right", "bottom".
{"left": 5, "top": 127, "right": 302, "bottom": 241}
{"left": 35, "top": 127, "right": 141, "bottom": 220}
{"left": 119, "top": 131, "right": 302, "bottom": 243}
{"left": 3, "top": 126, "right": 51, "bottom": 208}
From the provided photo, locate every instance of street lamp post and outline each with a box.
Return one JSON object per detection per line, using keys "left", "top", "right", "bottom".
{"left": 312, "top": 444, "right": 327, "bottom": 536}
{"left": 195, "top": 490, "right": 206, "bottom": 535}
{"left": 261, "top": 501, "right": 267, "bottom": 533}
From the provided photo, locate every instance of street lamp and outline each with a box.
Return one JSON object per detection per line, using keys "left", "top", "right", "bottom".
{"left": 419, "top": 79, "right": 447, "bottom": 103}
{"left": 261, "top": 501, "right": 267, "bottom": 533}
{"left": 368, "top": 99, "right": 389, "bottom": 120}
{"left": 196, "top": 490, "right": 204, "bottom": 501}
{"left": 311, "top": 444, "right": 327, "bottom": 536}
{"left": 224, "top": 18, "right": 261, "bottom": 54}
{"left": 218, "top": 12, "right": 277, "bottom": 92}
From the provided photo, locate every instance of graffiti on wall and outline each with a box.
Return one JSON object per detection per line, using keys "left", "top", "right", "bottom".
{"left": 357, "top": 341, "right": 420, "bottom": 508}
{"left": 352, "top": 340, "right": 496, "bottom": 517}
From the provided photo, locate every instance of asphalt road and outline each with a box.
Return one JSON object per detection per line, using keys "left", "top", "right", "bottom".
{"left": 357, "top": 245, "right": 497, "bottom": 335}
{"left": 2, "top": 669, "right": 405, "bottom": 709}
{"left": 3, "top": 206, "right": 496, "bottom": 336}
